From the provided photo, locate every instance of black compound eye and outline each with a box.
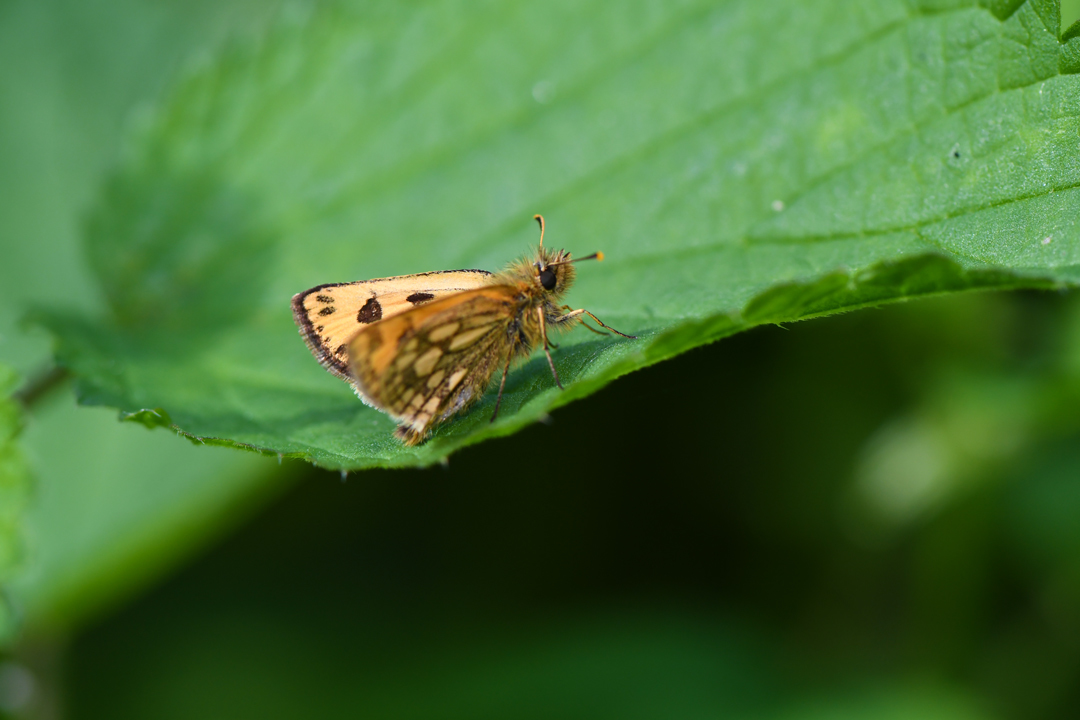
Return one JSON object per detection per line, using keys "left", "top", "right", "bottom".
{"left": 539, "top": 267, "right": 557, "bottom": 290}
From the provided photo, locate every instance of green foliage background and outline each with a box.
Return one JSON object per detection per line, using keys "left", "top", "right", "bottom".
{"left": 0, "top": 367, "right": 31, "bottom": 643}
{"left": 3, "top": 0, "right": 1080, "bottom": 718}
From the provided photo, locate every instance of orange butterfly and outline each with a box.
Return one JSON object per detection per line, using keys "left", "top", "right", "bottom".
{"left": 292, "top": 215, "right": 634, "bottom": 445}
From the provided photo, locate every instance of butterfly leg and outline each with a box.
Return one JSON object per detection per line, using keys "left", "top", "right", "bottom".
{"left": 555, "top": 309, "right": 636, "bottom": 339}
{"left": 538, "top": 306, "right": 564, "bottom": 390}
{"left": 490, "top": 336, "right": 517, "bottom": 423}
{"left": 543, "top": 306, "right": 575, "bottom": 341}
{"left": 577, "top": 320, "right": 609, "bottom": 336}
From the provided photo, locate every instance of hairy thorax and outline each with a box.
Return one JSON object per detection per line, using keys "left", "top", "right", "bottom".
{"left": 489, "top": 250, "right": 579, "bottom": 359}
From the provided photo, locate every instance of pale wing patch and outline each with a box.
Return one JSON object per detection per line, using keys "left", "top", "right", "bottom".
{"left": 291, "top": 269, "right": 491, "bottom": 381}
{"left": 427, "top": 323, "right": 459, "bottom": 342}
{"left": 448, "top": 326, "right": 491, "bottom": 351}
{"left": 413, "top": 347, "right": 443, "bottom": 376}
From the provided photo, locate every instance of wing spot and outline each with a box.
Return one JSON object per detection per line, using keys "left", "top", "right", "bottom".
{"left": 315, "top": 294, "right": 334, "bottom": 303}
{"left": 395, "top": 352, "right": 418, "bottom": 370}
{"left": 319, "top": 306, "right": 336, "bottom": 316}
{"left": 423, "top": 396, "right": 441, "bottom": 413}
{"left": 335, "top": 344, "right": 347, "bottom": 357}
{"left": 427, "top": 369, "right": 446, "bottom": 389}
{"left": 407, "top": 292, "right": 436, "bottom": 304}
{"left": 357, "top": 297, "right": 382, "bottom": 324}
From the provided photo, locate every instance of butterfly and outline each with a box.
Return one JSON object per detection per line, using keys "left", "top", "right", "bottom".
{"left": 291, "top": 215, "right": 635, "bottom": 446}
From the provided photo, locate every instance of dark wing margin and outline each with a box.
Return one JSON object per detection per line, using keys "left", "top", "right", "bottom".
{"left": 291, "top": 282, "right": 354, "bottom": 382}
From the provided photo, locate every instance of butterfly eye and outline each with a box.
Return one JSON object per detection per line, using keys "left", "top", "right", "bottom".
{"left": 539, "top": 267, "right": 557, "bottom": 291}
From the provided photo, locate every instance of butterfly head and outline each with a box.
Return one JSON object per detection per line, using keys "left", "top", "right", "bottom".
{"left": 532, "top": 214, "right": 603, "bottom": 295}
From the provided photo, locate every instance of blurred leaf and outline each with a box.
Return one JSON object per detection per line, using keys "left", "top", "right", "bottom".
{"left": 10, "top": 392, "right": 280, "bottom": 633}
{"left": 847, "top": 295, "right": 1080, "bottom": 534}
{"left": 0, "top": 0, "right": 284, "bottom": 636}
{"left": 44, "top": 0, "right": 1080, "bottom": 469}
{"left": 71, "top": 610, "right": 781, "bottom": 720}
{"left": 1064, "top": 0, "right": 1080, "bottom": 36}
{"left": 1005, "top": 441, "right": 1080, "bottom": 578}
{"left": 771, "top": 685, "right": 993, "bottom": 720}
{"left": 64, "top": 598, "right": 992, "bottom": 720}
{"left": 852, "top": 372, "right": 1042, "bottom": 526}
{"left": 0, "top": 0, "right": 283, "bottom": 376}
{"left": 0, "top": 366, "right": 31, "bottom": 644}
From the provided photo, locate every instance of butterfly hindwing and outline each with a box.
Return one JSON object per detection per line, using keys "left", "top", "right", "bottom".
{"left": 291, "top": 269, "right": 492, "bottom": 381}
{"left": 348, "top": 286, "right": 520, "bottom": 444}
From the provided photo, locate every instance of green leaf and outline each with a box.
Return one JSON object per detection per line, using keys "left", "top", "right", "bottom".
{"left": 65, "top": 603, "right": 992, "bottom": 720}
{"left": 0, "top": 0, "right": 285, "bottom": 636}
{"left": 10, "top": 393, "right": 279, "bottom": 633}
{"left": 45, "top": 0, "right": 1080, "bottom": 469}
{"left": 0, "top": 366, "right": 31, "bottom": 643}
{"left": 1066, "top": 0, "right": 1080, "bottom": 37}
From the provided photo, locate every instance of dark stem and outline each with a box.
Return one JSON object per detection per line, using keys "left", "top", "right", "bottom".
{"left": 13, "top": 366, "right": 69, "bottom": 409}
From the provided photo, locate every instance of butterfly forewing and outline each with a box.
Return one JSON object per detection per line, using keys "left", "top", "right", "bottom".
{"left": 291, "top": 269, "right": 492, "bottom": 381}
{"left": 348, "top": 286, "right": 519, "bottom": 444}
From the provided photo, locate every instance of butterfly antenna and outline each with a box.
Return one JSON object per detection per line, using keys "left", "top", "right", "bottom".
{"left": 534, "top": 214, "right": 545, "bottom": 250}
{"left": 547, "top": 251, "right": 604, "bottom": 267}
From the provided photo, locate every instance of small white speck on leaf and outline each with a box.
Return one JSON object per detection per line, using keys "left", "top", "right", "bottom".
{"left": 1042, "top": 236, "right": 1053, "bottom": 246}
{"left": 771, "top": 200, "right": 784, "bottom": 212}
{"left": 532, "top": 80, "right": 556, "bottom": 104}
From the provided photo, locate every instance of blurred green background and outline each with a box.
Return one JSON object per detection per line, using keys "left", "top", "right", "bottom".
{"left": 5, "top": 0, "right": 1080, "bottom": 718}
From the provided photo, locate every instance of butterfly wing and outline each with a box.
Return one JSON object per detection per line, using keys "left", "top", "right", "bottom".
{"left": 292, "top": 269, "right": 492, "bottom": 381}
{"left": 348, "top": 285, "right": 520, "bottom": 445}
